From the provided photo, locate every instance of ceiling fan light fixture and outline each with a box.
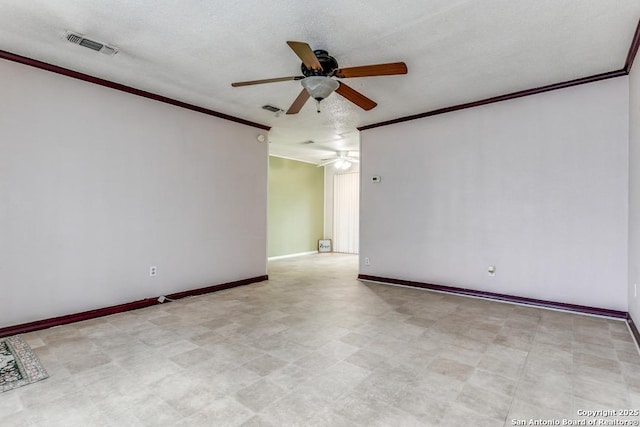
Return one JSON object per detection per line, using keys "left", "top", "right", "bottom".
{"left": 334, "top": 159, "right": 352, "bottom": 170}
{"left": 301, "top": 76, "right": 339, "bottom": 101}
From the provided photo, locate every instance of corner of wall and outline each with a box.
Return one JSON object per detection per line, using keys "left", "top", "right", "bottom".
{"left": 628, "top": 50, "right": 640, "bottom": 324}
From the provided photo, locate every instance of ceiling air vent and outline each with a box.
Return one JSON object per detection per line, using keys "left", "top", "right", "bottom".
{"left": 66, "top": 31, "right": 118, "bottom": 56}
{"left": 262, "top": 105, "right": 282, "bottom": 113}
{"left": 66, "top": 33, "right": 83, "bottom": 44}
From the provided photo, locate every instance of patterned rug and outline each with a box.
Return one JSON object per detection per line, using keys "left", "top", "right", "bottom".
{"left": 0, "top": 335, "right": 48, "bottom": 392}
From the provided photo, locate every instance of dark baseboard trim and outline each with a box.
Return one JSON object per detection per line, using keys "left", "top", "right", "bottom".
{"left": 0, "top": 275, "right": 268, "bottom": 338}
{"left": 164, "top": 275, "right": 267, "bottom": 300}
{"left": 628, "top": 313, "right": 640, "bottom": 350}
{"left": 0, "top": 50, "right": 270, "bottom": 131}
{"left": 358, "top": 274, "right": 627, "bottom": 319}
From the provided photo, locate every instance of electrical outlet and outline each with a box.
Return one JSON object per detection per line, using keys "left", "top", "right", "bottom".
{"left": 488, "top": 266, "right": 496, "bottom": 276}
{"left": 364, "top": 257, "right": 371, "bottom": 266}
{"left": 149, "top": 266, "right": 157, "bottom": 277}
{"left": 157, "top": 296, "right": 166, "bottom": 303}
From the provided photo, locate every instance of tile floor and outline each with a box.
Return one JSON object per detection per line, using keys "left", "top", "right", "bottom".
{"left": 1, "top": 253, "right": 639, "bottom": 426}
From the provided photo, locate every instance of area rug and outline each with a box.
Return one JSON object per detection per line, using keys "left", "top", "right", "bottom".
{"left": 0, "top": 335, "right": 48, "bottom": 392}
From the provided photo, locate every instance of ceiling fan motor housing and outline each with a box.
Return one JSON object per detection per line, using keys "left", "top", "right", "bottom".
{"left": 301, "top": 50, "right": 339, "bottom": 77}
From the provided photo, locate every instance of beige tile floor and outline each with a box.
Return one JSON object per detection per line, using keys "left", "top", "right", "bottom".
{"left": 2, "top": 253, "right": 640, "bottom": 426}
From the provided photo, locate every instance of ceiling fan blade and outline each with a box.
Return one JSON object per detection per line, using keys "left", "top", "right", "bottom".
{"left": 334, "top": 62, "right": 408, "bottom": 78}
{"left": 346, "top": 157, "right": 360, "bottom": 163}
{"left": 231, "top": 76, "right": 304, "bottom": 87}
{"left": 317, "top": 158, "right": 339, "bottom": 167}
{"left": 335, "top": 82, "right": 377, "bottom": 111}
{"left": 287, "top": 41, "right": 322, "bottom": 71}
{"left": 286, "top": 89, "right": 311, "bottom": 114}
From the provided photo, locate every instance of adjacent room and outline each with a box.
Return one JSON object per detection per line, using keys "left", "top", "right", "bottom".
{"left": 1, "top": 1, "right": 640, "bottom": 426}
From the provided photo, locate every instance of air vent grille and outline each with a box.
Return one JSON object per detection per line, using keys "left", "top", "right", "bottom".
{"left": 66, "top": 33, "right": 82, "bottom": 44}
{"left": 79, "top": 38, "right": 103, "bottom": 51}
{"left": 262, "top": 105, "right": 282, "bottom": 113}
{"left": 66, "top": 31, "right": 118, "bottom": 56}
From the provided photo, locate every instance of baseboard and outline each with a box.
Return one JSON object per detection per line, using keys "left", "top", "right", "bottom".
{"left": 358, "top": 274, "right": 627, "bottom": 319}
{"left": 268, "top": 251, "right": 317, "bottom": 261}
{"left": 0, "top": 275, "right": 268, "bottom": 338}
{"left": 164, "top": 275, "right": 267, "bottom": 300}
{"left": 628, "top": 313, "right": 640, "bottom": 351}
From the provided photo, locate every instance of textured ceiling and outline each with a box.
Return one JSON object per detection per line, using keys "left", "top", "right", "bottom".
{"left": 0, "top": 1, "right": 639, "bottom": 164}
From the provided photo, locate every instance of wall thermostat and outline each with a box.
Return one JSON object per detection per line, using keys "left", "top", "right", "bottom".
{"left": 371, "top": 175, "right": 382, "bottom": 183}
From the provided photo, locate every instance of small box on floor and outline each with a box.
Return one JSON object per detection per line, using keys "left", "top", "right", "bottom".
{"left": 318, "top": 239, "right": 331, "bottom": 252}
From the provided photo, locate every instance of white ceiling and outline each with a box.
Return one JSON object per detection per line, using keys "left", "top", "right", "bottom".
{"left": 0, "top": 1, "right": 639, "bottom": 164}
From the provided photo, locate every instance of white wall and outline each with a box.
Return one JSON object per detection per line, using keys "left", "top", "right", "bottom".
{"left": 629, "top": 60, "right": 640, "bottom": 321}
{"left": 0, "top": 60, "right": 268, "bottom": 328}
{"left": 360, "top": 77, "right": 629, "bottom": 311}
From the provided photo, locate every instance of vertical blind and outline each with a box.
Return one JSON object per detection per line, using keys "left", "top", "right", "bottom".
{"left": 333, "top": 172, "right": 360, "bottom": 254}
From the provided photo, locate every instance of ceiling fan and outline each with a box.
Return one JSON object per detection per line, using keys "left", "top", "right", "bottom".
{"left": 231, "top": 41, "right": 407, "bottom": 114}
{"left": 318, "top": 151, "right": 360, "bottom": 170}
